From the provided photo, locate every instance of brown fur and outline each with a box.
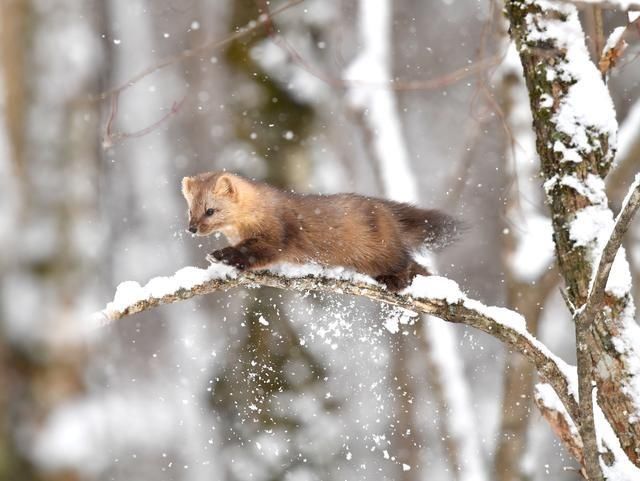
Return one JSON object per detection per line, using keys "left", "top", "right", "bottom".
{"left": 181, "top": 172, "right": 461, "bottom": 291}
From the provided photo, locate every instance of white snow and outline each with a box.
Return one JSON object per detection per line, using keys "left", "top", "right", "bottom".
{"left": 382, "top": 317, "right": 400, "bottom": 334}
{"left": 102, "top": 262, "right": 238, "bottom": 318}
{"left": 510, "top": 214, "right": 555, "bottom": 282}
{"left": 606, "top": 249, "right": 633, "bottom": 298}
{"left": 603, "top": 26, "right": 627, "bottom": 58}
{"left": 553, "top": 140, "right": 583, "bottom": 163}
{"left": 403, "top": 275, "right": 463, "bottom": 304}
{"left": 559, "top": 174, "right": 607, "bottom": 204}
{"left": 569, "top": 203, "right": 635, "bottom": 298}
{"left": 535, "top": 381, "right": 640, "bottom": 481}
{"left": 611, "top": 315, "right": 640, "bottom": 424}
{"left": 267, "top": 262, "right": 376, "bottom": 285}
{"left": 534, "top": 383, "right": 575, "bottom": 425}
{"left": 570, "top": 205, "right": 614, "bottom": 248}
{"left": 465, "top": 300, "right": 528, "bottom": 333}
{"left": 405, "top": 275, "right": 529, "bottom": 335}
{"left": 525, "top": 0, "right": 618, "bottom": 158}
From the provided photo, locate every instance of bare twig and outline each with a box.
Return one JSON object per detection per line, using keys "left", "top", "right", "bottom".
{"left": 102, "top": 96, "right": 186, "bottom": 148}
{"left": 95, "top": 0, "right": 306, "bottom": 101}
{"left": 591, "top": 6, "right": 605, "bottom": 61}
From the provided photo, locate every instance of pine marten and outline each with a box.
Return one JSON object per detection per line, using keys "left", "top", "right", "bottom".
{"left": 181, "top": 172, "right": 460, "bottom": 291}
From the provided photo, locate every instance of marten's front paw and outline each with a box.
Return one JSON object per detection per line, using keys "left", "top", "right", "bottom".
{"left": 375, "top": 274, "right": 410, "bottom": 292}
{"left": 210, "top": 248, "right": 247, "bottom": 270}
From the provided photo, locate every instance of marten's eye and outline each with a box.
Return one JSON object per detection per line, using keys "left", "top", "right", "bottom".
{"left": 205, "top": 208, "right": 215, "bottom": 216}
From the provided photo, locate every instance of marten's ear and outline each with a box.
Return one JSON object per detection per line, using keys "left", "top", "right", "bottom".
{"left": 214, "top": 174, "right": 237, "bottom": 200}
{"left": 181, "top": 176, "right": 194, "bottom": 199}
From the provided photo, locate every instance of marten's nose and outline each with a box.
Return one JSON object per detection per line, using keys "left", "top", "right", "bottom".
{"left": 188, "top": 226, "right": 197, "bottom": 234}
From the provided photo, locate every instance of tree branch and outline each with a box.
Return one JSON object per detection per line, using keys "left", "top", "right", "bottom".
{"left": 94, "top": 266, "right": 580, "bottom": 425}
{"left": 587, "top": 175, "right": 640, "bottom": 311}
{"left": 570, "top": 176, "right": 640, "bottom": 480}
{"left": 95, "top": 0, "right": 305, "bottom": 101}
{"left": 534, "top": 384, "right": 586, "bottom": 475}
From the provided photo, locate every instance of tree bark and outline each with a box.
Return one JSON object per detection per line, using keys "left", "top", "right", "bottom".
{"left": 505, "top": 0, "right": 640, "bottom": 470}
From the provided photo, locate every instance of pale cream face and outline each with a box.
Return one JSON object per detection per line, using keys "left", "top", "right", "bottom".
{"left": 181, "top": 175, "right": 238, "bottom": 237}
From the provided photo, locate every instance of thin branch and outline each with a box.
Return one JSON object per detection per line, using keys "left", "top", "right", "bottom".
{"left": 95, "top": 0, "right": 306, "bottom": 101}
{"left": 102, "top": 96, "right": 187, "bottom": 148}
{"left": 534, "top": 384, "right": 587, "bottom": 477}
{"left": 586, "top": 175, "right": 640, "bottom": 310}
{"left": 599, "top": 17, "right": 640, "bottom": 76}
{"left": 574, "top": 314, "right": 604, "bottom": 481}
{"left": 592, "top": 6, "right": 605, "bottom": 62}
{"left": 94, "top": 268, "right": 580, "bottom": 424}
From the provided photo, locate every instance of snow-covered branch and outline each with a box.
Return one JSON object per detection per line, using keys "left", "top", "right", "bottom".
{"left": 534, "top": 384, "right": 585, "bottom": 472}
{"left": 587, "top": 175, "right": 640, "bottom": 311}
{"left": 94, "top": 264, "right": 580, "bottom": 424}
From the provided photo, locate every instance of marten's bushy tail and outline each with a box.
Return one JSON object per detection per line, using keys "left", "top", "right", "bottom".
{"left": 384, "top": 201, "right": 463, "bottom": 251}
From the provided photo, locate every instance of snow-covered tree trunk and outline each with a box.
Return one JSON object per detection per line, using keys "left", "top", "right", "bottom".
{"left": 505, "top": 0, "right": 640, "bottom": 473}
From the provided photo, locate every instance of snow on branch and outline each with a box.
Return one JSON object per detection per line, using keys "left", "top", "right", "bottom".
{"left": 536, "top": 382, "right": 640, "bottom": 480}
{"left": 587, "top": 175, "right": 640, "bottom": 309}
{"left": 93, "top": 263, "right": 580, "bottom": 422}
{"left": 534, "top": 384, "right": 585, "bottom": 471}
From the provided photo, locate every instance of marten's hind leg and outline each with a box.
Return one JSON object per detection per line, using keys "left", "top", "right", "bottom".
{"left": 375, "top": 261, "right": 431, "bottom": 292}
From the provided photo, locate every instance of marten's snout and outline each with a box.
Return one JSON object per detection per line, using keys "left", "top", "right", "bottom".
{"left": 188, "top": 225, "right": 198, "bottom": 234}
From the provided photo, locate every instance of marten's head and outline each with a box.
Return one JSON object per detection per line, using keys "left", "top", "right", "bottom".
{"left": 181, "top": 172, "right": 244, "bottom": 237}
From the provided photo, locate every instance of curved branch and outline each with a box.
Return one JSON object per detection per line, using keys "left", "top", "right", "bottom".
{"left": 587, "top": 174, "right": 640, "bottom": 310}
{"left": 93, "top": 265, "right": 580, "bottom": 422}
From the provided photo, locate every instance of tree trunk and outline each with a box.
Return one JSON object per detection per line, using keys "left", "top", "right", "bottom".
{"left": 505, "top": 0, "right": 640, "bottom": 468}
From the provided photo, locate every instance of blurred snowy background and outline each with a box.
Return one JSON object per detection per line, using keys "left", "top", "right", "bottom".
{"left": 0, "top": 0, "right": 639, "bottom": 480}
